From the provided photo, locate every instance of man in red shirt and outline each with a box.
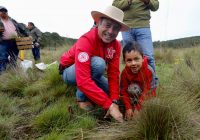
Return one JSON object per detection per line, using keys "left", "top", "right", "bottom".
{"left": 59, "top": 6, "right": 129, "bottom": 122}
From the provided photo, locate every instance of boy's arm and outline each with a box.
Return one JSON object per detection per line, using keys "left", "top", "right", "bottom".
{"left": 121, "top": 71, "right": 132, "bottom": 110}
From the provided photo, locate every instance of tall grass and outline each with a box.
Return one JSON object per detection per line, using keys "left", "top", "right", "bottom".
{"left": 131, "top": 95, "right": 197, "bottom": 140}
{"left": 170, "top": 48, "right": 200, "bottom": 102}
{"left": 154, "top": 47, "right": 176, "bottom": 64}
{"left": 0, "top": 45, "right": 200, "bottom": 139}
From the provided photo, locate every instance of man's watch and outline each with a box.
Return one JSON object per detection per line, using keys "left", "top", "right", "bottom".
{"left": 112, "top": 100, "right": 120, "bottom": 105}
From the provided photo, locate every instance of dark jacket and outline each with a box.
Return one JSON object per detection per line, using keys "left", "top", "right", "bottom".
{"left": 29, "top": 26, "right": 42, "bottom": 43}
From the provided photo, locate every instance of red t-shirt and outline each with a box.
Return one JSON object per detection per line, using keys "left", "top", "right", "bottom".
{"left": 120, "top": 57, "right": 156, "bottom": 110}
{"left": 60, "top": 28, "right": 121, "bottom": 109}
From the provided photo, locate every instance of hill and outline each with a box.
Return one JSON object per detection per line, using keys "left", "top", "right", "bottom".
{"left": 40, "top": 32, "right": 76, "bottom": 48}
{"left": 40, "top": 31, "right": 200, "bottom": 49}
{"left": 153, "top": 36, "right": 200, "bottom": 48}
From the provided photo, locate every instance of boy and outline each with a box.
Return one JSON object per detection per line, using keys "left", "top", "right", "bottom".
{"left": 121, "top": 41, "right": 156, "bottom": 120}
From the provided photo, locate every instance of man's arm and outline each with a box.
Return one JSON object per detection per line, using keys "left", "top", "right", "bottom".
{"left": 35, "top": 28, "right": 42, "bottom": 43}
{"left": 75, "top": 37, "right": 112, "bottom": 109}
{"left": 107, "top": 42, "right": 121, "bottom": 101}
{"left": 112, "top": 0, "right": 132, "bottom": 11}
{"left": 0, "top": 24, "right": 4, "bottom": 42}
{"left": 12, "top": 20, "right": 29, "bottom": 37}
{"left": 140, "top": 0, "right": 159, "bottom": 11}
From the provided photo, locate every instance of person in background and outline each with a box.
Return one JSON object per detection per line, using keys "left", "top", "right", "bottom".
{"left": 112, "top": 0, "right": 159, "bottom": 86}
{"left": 59, "top": 6, "right": 129, "bottom": 123}
{"left": 0, "top": 6, "right": 29, "bottom": 73}
{"left": 121, "top": 41, "right": 156, "bottom": 120}
{"left": 27, "top": 22, "right": 42, "bottom": 62}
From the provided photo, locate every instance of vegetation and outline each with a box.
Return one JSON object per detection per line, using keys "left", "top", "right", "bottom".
{"left": 154, "top": 36, "right": 200, "bottom": 48}
{"left": 0, "top": 36, "right": 200, "bottom": 139}
{"left": 40, "top": 32, "right": 76, "bottom": 49}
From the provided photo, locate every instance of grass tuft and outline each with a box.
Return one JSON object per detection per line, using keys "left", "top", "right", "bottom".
{"left": 32, "top": 99, "right": 72, "bottom": 133}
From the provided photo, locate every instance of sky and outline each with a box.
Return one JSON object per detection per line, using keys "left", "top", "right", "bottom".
{"left": 1, "top": 0, "right": 200, "bottom": 41}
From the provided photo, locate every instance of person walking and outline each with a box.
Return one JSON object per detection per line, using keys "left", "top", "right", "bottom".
{"left": 27, "top": 22, "right": 42, "bottom": 62}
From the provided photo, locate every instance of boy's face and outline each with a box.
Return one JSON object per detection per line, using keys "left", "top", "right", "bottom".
{"left": 124, "top": 50, "right": 143, "bottom": 73}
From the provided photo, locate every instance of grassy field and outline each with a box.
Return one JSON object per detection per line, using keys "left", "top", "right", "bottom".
{"left": 0, "top": 45, "right": 200, "bottom": 140}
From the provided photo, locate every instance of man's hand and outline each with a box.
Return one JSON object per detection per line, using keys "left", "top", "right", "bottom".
{"left": 0, "top": 27, "right": 4, "bottom": 32}
{"left": 125, "top": 109, "right": 134, "bottom": 120}
{"left": 34, "top": 42, "right": 40, "bottom": 47}
{"left": 140, "top": 0, "right": 150, "bottom": 5}
{"left": 59, "top": 64, "right": 66, "bottom": 75}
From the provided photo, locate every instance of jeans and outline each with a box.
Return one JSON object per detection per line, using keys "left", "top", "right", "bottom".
{"left": 122, "top": 28, "right": 156, "bottom": 72}
{"left": 62, "top": 56, "right": 108, "bottom": 102}
{"left": 32, "top": 45, "right": 40, "bottom": 61}
{"left": 0, "top": 40, "right": 19, "bottom": 73}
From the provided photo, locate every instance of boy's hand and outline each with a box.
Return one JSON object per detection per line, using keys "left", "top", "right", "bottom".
{"left": 125, "top": 109, "right": 134, "bottom": 120}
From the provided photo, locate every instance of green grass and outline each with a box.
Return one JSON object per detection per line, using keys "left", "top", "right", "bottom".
{"left": 0, "top": 45, "right": 200, "bottom": 139}
{"left": 132, "top": 95, "right": 197, "bottom": 140}
{"left": 32, "top": 99, "right": 72, "bottom": 133}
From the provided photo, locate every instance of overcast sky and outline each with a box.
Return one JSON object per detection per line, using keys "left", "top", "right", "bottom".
{"left": 1, "top": 0, "right": 200, "bottom": 41}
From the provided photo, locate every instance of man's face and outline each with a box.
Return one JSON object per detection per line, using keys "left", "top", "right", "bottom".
{"left": 0, "top": 11, "right": 8, "bottom": 19}
{"left": 27, "top": 23, "right": 33, "bottom": 30}
{"left": 98, "top": 18, "right": 121, "bottom": 43}
{"left": 124, "top": 50, "right": 143, "bottom": 73}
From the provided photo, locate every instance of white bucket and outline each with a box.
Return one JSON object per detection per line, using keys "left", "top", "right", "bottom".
{"left": 20, "top": 59, "right": 33, "bottom": 72}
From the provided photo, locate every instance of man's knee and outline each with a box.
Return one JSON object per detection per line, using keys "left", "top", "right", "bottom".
{"left": 62, "top": 65, "right": 76, "bottom": 85}
{"left": 91, "top": 57, "right": 106, "bottom": 71}
{"left": 91, "top": 56, "right": 106, "bottom": 77}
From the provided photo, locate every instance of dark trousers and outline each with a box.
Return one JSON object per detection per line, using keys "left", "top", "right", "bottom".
{"left": 32, "top": 45, "right": 40, "bottom": 61}
{"left": 0, "top": 40, "right": 19, "bottom": 72}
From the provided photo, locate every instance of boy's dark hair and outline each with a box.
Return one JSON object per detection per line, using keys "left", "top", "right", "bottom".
{"left": 122, "top": 41, "right": 143, "bottom": 61}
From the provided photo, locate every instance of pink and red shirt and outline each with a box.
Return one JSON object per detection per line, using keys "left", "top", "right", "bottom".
{"left": 1, "top": 19, "right": 17, "bottom": 40}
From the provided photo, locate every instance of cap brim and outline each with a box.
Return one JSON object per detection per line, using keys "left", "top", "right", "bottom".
{"left": 91, "top": 11, "right": 129, "bottom": 31}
